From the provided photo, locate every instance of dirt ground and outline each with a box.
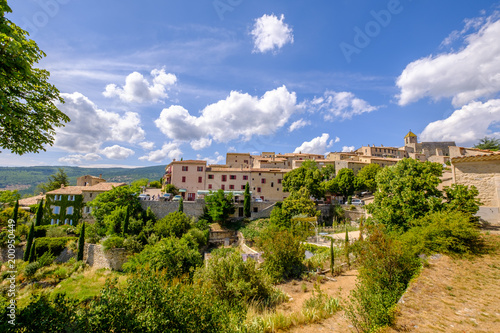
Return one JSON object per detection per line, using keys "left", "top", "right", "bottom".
{"left": 383, "top": 234, "right": 500, "bottom": 333}
{"left": 275, "top": 269, "right": 359, "bottom": 333}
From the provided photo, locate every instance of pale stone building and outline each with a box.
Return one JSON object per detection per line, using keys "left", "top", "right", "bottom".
{"left": 451, "top": 153, "right": 500, "bottom": 225}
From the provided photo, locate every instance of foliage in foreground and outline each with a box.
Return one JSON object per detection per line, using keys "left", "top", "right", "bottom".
{"left": 345, "top": 226, "right": 421, "bottom": 332}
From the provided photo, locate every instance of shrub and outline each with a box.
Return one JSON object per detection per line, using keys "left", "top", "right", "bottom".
{"left": 258, "top": 230, "right": 305, "bottom": 282}
{"left": 24, "top": 262, "right": 41, "bottom": 278}
{"left": 345, "top": 226, "right": 421, "bottom": 332}
{"left": 402, "top": 210, "right": 483, "bottom": 256}
{"left": 46, "top": 226, "right": 67, "bottom": 238}
{"left": 123, "top": 235, "right": 144, "bottom": 253}
{"left": 123, "top": 237, "right": 202, "bottom": 279}
{"left": 181, "top": 228, "right": 209, "bottom": 249}
{"left": 37, "top": 251, "right": 55, "bottom": 267}
{"left": 102, "top": 236, "right": 125, "bottom": 251}
{"left": 154, "top": 211, "right": 191, "bottom": 239}
{"left": 34, "top": 225, "right": 52, "bottom": 238}
{"left": 52, "top": 267, "right": 69, "bottom": 280}
{"left": 34, "top": 237, "right": 77, "bottom": 258}
{"left": 195, "top": 251, "right": 276, "bottom": 307}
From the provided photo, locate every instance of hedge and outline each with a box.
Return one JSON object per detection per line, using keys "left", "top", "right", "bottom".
{"left": 34, "top": 225, "right": 75, "bottom": 238}
{"left": 33, "top": 237, "right": 77, "bottom": 258}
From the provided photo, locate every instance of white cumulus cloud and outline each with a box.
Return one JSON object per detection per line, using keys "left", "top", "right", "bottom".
{"left": 294, "top": 133, "right": 333, "bottom": 155}
{"left": 288, "top": 119, "right": 310, "bottom": 132}
{"left": 58, "top": 153, "right": 102, "bottom": 165}
{"left": 101, "top": 145, "right": 135, "bottom": 160}
{"left": 197, "top": 152, "right": 225, "bottom": 165}
{"left": 103, "top": 68, "right": 177, "bottom": 103}
{"left": 251, "top": 14, "right": 294, "bottom": 54}
{"left": 397, "top": 16, "right": 500, "bottom": 107}
{"left": 55, "top": 92, "right": 145, "bottom": 153}
{"left": 342, "top": 146, "right": 355, "bottom": 152}
{"left": 309, "top": 91, "right": 379, "bottom": 121}
{"left": 420, "top": 99, "right": 500, "bottom": 145}
{"left": 154, "top": 85, "right": 298, "bottom": 147}
{"left": 139, "top": 142, "right": 183, "bottom": 163}
{"left": 139, "top": 141, "right": 155, "bottom": 150}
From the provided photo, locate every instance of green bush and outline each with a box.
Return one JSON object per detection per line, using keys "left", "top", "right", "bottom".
{"left": 402, "top": 210, "right": 483, "bottom": 256}
{"left": 195, "top": 251, "right": 276, "bottom": 308}
{"left": 123, "top": 235, "right": 144, "bottom": 253}
{"left": 34, "top": 237, "right": 77, "bottom": 258}
{"left": 181, "top": 228, "right": 208, "bottom": 249}
{"left": 345, "top": 226, "right": 421, "bottom": 332}
{"left": 24, "top": 262, "right": 41, "bottom": 278}
{"left": 37, "top": 251, "right": 55, "bottom": 267}
{"left": 123, "top": 237, "right": 202, "bottom": 279}
{"left": 34, "top": 225, "right": 52, "bottom": 238}
{"left": 258, "top": 230, "right": 305, "bottom": 282}
{"left": 46, "top": 226, "right": 68, "bottom": 238}
{"left": 102, "top": 236, "right": 125, "bottom": 251}
{"left": 154, "top": 211, "right": 192, "bottom": 239}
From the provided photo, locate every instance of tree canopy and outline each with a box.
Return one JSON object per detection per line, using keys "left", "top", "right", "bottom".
{"left": 355, "top": 163, "right": 381, "bottom": 192}
{"left": 0, "top": 1, "right": 69, "bottom": 154}
{"left": 88, "top": 185, "right": 142, "bottom": 223}
{"left": 323, "top": 168, "right": 356, "bottom": 199}
{"left": 205, "top": 189, "right": 235, "bottom": 225}
{"left": 473, "top": 137, "right": 500, "bottom": 151}
{"left": 37, "top": 168, "right": 69, "bottom": 193}
{"left": 282, "top": 160, "right": 326, "bottom": 199}
{"left": 368, "top": 159, "right": 443, "bottom": 230}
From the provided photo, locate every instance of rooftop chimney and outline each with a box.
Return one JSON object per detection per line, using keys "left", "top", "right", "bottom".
{"left": 99, "top": 174, "right": 102, "bottom": 179}
{"left": 61, "top": 184, "right": 65, "bottom": 188}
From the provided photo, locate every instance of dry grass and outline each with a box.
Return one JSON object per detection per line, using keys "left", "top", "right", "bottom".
{"left": 384, "top": 234, "right": 500, "bottom": 333}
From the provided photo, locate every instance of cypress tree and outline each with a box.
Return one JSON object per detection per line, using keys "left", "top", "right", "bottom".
{"left": 122, "top": 205, "right": 130, "bottom": 236}
{"left": 178, "top": 197, "right": 183, "bottom": 213}
{"left": 77, "top": 222, "right": 85, "bottom": 261}
{"left": 243, "top": 182, "right": 251, "bottom": 218}
{"left": 330, "top": 238, "right": 335, "bottom": 276}
{"left": 35, "top": 199, "right": 44, "bottom": 226}
{"left": 345, "top": 226, "right": 350, "bottom": 269}
{"left": 24, "top": 222, "right": 35, "bottom": 261}
{"left": 28, "top": 239, "right": 36, "bottom": 263}
{"left": 12, "top": 199, "right": 19, "bottom": 229}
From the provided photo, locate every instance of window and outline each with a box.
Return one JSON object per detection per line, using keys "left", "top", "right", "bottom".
{"left": 197, "top": 166, "right": 203, "bottom": 172}
{"left": 244, "top": 160, "right": 249, "bottom": 164}
{"left": 66, "top": 206, "right": 74, "bottom": 215}
{"left": 241, "top": 185, "right": 245, "bottom": 190}
{"left": 278, "top": 179, "right": 282, "bottom": 184}
{"left": 253, "top": 207, "right": 258, "bottom": 213}
{"left": 188, "top": 193, "right": 195, "bottom": 201}
{"left": 243, "top": 175, "right": 248, "bottom": 180}
{"left": 198, "top": 176, "right": 203, "bottom": 183}
{"left": 68, "top": 195, "right": 75, "bottom": 201}
{"left": 208, "top": 174, "right": 214, "bottom": 179}
{"left": 182, "top": 166, "right": 188, "bottom": 171}
{"left": 221, "top": 185, "right": 225, "bottom": 190}
{"left": 84, "top": 206, "right": 91, "bottom": 214}
{"left": 208, "top": 184, "right": 212, "bottom": 189}
{"left": 222, "top": 175, "right": 227, "bottom": 182}
{"left": 55, "top": 195, "right": 62, "bottom": 201}
{"left": 89, "top": 193, "right": 93, "bottom": 198}
{"left": 64, "top": 218, "right": 69, "bottom": 225}
{"left": 271, "top": 182, "right": 274, "bottom": 188}
{"left": 182, "top": 176, "right": 186, "bottom": 182}
{"left": 53, "top": 206, "right": 60, "bottom": 214}
{"left": 229, "top": 185, "right": 235, "bottom": 190}
{"left": 230, "top": 175, "right": 236, "bottom": 180}
{"left": 261, "top": 178, "right": 266, "bottom": 184}
{"left": 257, "top": 187, "right": 261, "bottom": 193}
{"left": 51, "top": 219, "right": 55, "bottom": 225}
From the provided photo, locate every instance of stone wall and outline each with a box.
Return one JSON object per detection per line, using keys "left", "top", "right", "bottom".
{"left": 419, "top": 142, "right": 455, "bottom": 157}
{"left": 84, "top": 243, "right": 129, "bottom": 271}
{"left": 140, "top": 200, "right": 205, "bottom": 219}
{"left": 453, "top": 160, "right": 500, "bottom": 224}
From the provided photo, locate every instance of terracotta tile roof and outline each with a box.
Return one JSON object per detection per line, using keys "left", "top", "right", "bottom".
{"left": 170, "top": 160, "right": 207, "bottom": 165}
{"left": 18, "top": 194, "right": 45, "bottom": 207}
{"left": 451, "top": 152, "right": 500, "bottom": 163}
{"left": 207, "top": 167, "right": 251, "bottom": 172}
{"left": 81, "top": 182, "right": 127, "bottom": 192}
{"left": 46, "top": 186, "right": 88, "bottom": 195}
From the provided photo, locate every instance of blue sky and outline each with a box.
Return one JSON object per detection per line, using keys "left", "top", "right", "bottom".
{"left": 3, "top": 0, "right": 500, "bottom": 167}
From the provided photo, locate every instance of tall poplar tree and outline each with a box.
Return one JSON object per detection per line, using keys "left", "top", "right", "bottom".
{"left": 243, "top": 182, "right": 251, "bottom": 218}
{"left": 77, "top": 222, "right": 85, "bottom": 261}
{"left": 23, "top": 222, "right": 35, "bottom": 261}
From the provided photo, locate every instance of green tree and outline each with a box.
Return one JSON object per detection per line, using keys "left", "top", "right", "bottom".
{"left": 282, "top": 160, "right": 325, "bottom": 199}
{"left": 11, "top": 199, "right": 18, "bottom": 229}
{"left": 243, "top": 182, "right": 251, "bottom": 218}
{"left": 28, "top": 238, "right": 36, "bottom": 263}
{"left": 355, "top": 163, "right": 382, "bottom": 192}
{"left": 88, "top": 185, "right": 141, "bottom": 223}
{"left": 0, "top": 2, "right": 69, "bottom": 155}
{"left": 330, "top": 238, "right": 335, "bottom": 276}
{"left": 155, "top": 211, "right": 191, "bottom": 239}
{"left": 205, "top": 189, "right": 235, "bottom": 225}
{"left": 38, "top": 168, "right": 69, "bottom": 193}
{"left": 368, "top": 159, "right": 443, "bottom": 230}
{"left": 335, "top": 168, "right": 356, "bottom": 199}
{"left": 130, "top": 178, "right": 148, "bottom": 191}
{"left": 122, "top": 205, "right": 130, "bottom": 236}
{"left": 34, "top": 198, "right": 43, "bottom": 226}
{"left": 443, "top": 184, "right": 481, "bottom": 216}
{"left": 149, "top": 180, "right": 162, "bottom": 188}
{"left": 281, "top": 187, "right": 319, "bottom": 219}
{"left": 163, "top": 184, "right": 179, "bottom": 196}
{"left": 178, "top": 197, "right": 184, "bottom": 213}
{"left": 77, "top": 222, "right": 85, "bottom": 261}
{"left": 0, "top": 189, "right": 20, "bottom": 207}
{"left": 474, "top": 136, "right": 500, "bottom": 151}
{"left": 23, "top": 222, "right": 35, "bottom": 261}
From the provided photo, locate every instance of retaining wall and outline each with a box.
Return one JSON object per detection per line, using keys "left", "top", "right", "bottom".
{"left": 84, "top": 243, "right": 129, "bottom": 271}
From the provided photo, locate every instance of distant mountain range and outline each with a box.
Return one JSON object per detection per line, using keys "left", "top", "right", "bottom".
{"left": 0, "top": 165, "right": 166, "bottom": 196}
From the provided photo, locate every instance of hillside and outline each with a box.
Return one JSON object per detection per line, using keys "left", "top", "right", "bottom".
{"left": 0, "top": 165, "right": 166, "bottom": 196}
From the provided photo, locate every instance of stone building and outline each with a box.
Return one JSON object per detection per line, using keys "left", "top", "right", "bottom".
{"left": 451, "top": 152, "right": 500, "bottom": 225}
